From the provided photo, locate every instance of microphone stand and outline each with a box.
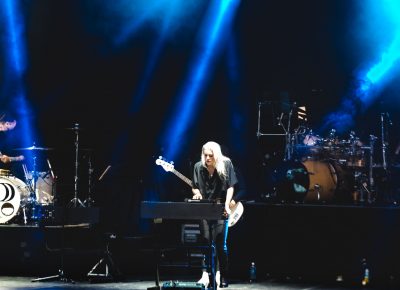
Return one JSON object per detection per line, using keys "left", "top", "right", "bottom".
{"left": 68, "top": 123, "right": 85, "bottom": 208}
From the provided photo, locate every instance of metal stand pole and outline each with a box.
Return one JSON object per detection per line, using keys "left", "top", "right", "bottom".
{"left": 68, "top": 123, "right": 85, "bottom": 208}
{"left": 381, "top": 113, "right": 388, "bottom": 171}
{"left": 84, "top": 154, "right": 95, "bottom": 207}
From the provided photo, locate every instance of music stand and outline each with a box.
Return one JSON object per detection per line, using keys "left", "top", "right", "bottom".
{"left": 67, "top": 123, "right": 85, "bottom": 208}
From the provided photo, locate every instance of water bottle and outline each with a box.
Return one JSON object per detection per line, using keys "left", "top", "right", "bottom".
{"left": 249, "top": 262, "right": 256, "bottom": 283}
{"left": 361, "top": 258, "right": 369, "bottom": 286}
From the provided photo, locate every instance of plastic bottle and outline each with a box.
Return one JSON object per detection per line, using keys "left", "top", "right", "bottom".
{"left": 361, "top": 258, "right": 369, "bottom": 286}
{"left": 249, "top": 262, "right": 256, "bottom": 283}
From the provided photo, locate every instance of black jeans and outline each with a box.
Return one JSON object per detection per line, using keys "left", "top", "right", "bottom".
{"left": 200, "top": 219, "right": 229, "bottom": 277}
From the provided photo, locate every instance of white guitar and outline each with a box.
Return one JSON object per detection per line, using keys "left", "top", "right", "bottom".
{"left": 156, "top": 156, "right": 244, "bottom": 227}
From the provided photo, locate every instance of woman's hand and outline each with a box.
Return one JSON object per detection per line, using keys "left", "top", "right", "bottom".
{"left": 192, "top": 189, "right": 203, "bottom": 200}
{"left": 224, "top": 202, "right": 232, "bottom": 216}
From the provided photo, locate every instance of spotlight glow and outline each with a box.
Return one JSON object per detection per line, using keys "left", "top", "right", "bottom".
{"left": 1, "top": 0, "right": 34, "bottom": 161}
{"left": 159, "top": 0, "right": 240, "bottom": 160}
{"left": 323, "top": 0, "right": 400, "bottom": 132}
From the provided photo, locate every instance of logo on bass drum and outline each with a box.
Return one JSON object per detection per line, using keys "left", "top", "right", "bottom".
{"left": 0, "top": 182, "right": 17, "bottom": 218}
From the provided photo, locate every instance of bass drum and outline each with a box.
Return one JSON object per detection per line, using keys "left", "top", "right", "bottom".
{"left": 302, "top": 160, "right": 337, "bottom": 202}
{"left": 274, "top": 160, "right": 351, "bottom": 203}
{"left": 0, "top": 176, "right": 29, "bottom": 224}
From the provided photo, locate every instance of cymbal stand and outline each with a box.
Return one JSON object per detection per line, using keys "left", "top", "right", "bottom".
{"left": 68, "top": 123, "right": 85, "bottom": 208}
{"left": 283, "top": 103, "right": 296, "bottom": 161}
{"left": 380, "top": 113, "right": 389, "bottom": 171}
{"left": 47, "top": 158, "right": 57, "bottom": 204}
{"left": 84, "top": 154, "right": 95, "bottom": 207}
{"left": 31, "top": 154, "right": 42, "bottom": 220}
{"left": 369, "top": 135, "right": 377, "bottom": 191}
{"left": 22, "top": 152, "right": 40, "bottom": 223}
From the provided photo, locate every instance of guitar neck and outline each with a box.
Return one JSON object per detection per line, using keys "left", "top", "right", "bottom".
{"left": 172, "top": 169, "right": 193, "bottom": 187}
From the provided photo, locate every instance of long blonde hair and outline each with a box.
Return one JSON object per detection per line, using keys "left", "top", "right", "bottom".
{"left": 201, "top": 141, "right": 230, "bottom": 179}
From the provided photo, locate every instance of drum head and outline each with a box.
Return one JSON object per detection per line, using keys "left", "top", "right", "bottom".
{"left": 0, "top": 176, "right": 25, "bottom": 224}
{"left": 274, "top": 161, "right": 309, "bottom": 202}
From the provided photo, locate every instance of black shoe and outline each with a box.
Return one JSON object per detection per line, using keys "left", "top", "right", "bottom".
{"left": 220, "top": 276, "right": 228, "bottom": 288}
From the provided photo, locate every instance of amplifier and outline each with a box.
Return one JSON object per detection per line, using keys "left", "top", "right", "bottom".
{"left": 162, "top": 280, "right": 205, "bottom": 289}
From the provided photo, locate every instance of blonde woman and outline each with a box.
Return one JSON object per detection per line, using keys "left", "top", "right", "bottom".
{"left": 192, "top": 141, "right": 238, "bottom": 288}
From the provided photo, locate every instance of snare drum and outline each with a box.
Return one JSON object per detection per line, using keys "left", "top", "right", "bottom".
{"left": 0, "top": 176, "right": 30, "bottom": 224}
{"left": 25, "top": 171, "right": 54, "bottom": 205}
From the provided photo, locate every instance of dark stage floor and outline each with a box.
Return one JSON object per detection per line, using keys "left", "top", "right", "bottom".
{"left": 2, "top": 202, "right": 400, "bottom": 289}
{"left": 0, "top": 275, "right": 392, "bottom": 290}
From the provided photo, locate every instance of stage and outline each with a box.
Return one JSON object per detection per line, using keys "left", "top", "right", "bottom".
{"left": 0, "top": 275, "right": 388, "bottom": 290}
{"left": 0, "top": 201, "right": 400, "bottom": 288}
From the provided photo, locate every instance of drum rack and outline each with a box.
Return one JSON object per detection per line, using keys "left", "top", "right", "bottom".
{"left": 257, "top": 101, "right": 393, "bottom": 204}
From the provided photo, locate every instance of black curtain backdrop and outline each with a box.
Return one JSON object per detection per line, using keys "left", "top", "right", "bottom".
{"left": 1, "top": 0, "right": 399, "bottom": 235}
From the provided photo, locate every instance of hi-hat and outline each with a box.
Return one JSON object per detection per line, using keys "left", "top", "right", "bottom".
{"left": 65, "top": 123, "right": 84, "bottom": 131}
{"left": 14, "top": 145, "right": 53, "bottom": 151}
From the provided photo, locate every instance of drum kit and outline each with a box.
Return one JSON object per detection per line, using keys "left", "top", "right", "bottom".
{"left": 258, "top": 101, "right": 388, "bottom": 204}
{"left": 281, "top": 128, "right": 377, "bottom": 203}
{"left": 0, "top": 145, "right": 55, "bottom": 225}
{"left": 0, "top": 123, "right": 96, "bottom": 225}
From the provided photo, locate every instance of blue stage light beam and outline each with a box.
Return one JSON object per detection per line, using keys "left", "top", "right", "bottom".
{"left": 129, "top": 3, "right": 176, "bottom": 113}
{"left": 159, "top": 0, "right": 240, "bottom": 161}
{"left": 2, "top": 0, "right": 34, "bottom": 162}
{"left": 322, "top": 0, "right": 400, "bottom": 133}
{"left": 112, "top": 0, "right": 205, "bottom": 47}
{"left": 226, "top": 36, "right": 246, "bottom": 154}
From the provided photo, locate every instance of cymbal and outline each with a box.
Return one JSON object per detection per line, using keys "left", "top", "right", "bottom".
{"left": 65, "top": 124, "right": 84, "bottom": 131}
{"left": 14, "top": 145, "right": 53, "bottom": 151}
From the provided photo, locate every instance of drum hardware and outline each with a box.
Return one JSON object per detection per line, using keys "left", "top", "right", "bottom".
{"left": 256, "top": 100, "right": 301, "bottom": 161}
{"left": 46, "top": 158, "right": 57, "bottom": 204}
{"left": 67, "top": 123, "right": 85, "bottom": 208}
{"left": 368, "top": 135, "right": 377, "bottom": 191}
{"left": 19, "top": 147, "right": 42, "bottom": 223}
{"left": 314, "top": 184, "right": 321, "bottom": 201}
{"left": 0, "top": 169, "right": 11, "bottom": 176}
{"left": 380, "top": 112, "right": 391, "bottom": 171}
{"left": 14, "top": 145, "right": 54, "bottom": 151}
{"left": 83, "top": 152, "right": 95, "bottom": 207}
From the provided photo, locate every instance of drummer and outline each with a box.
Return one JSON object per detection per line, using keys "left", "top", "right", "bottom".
{"left": 0, "top": 115, "right": 24, "bottom": 165}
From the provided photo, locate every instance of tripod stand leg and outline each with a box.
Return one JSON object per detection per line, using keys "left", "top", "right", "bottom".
{"left": 32, "top": 269, "right": 75, "bottom": 283}
{"left": 87, "top": 250, "right": 121, "bottom": 281}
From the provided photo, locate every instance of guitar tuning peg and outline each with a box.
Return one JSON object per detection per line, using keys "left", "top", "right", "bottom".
{"left": 159, "top": 156, "right": 163, "bottom": 160}
{"left": 171, "top": 161, "right": 174, "bottom": 165}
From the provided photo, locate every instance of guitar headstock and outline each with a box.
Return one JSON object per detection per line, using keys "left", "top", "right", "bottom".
{"left": 155, "top": 156, "right": 174, "bottom": 172}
